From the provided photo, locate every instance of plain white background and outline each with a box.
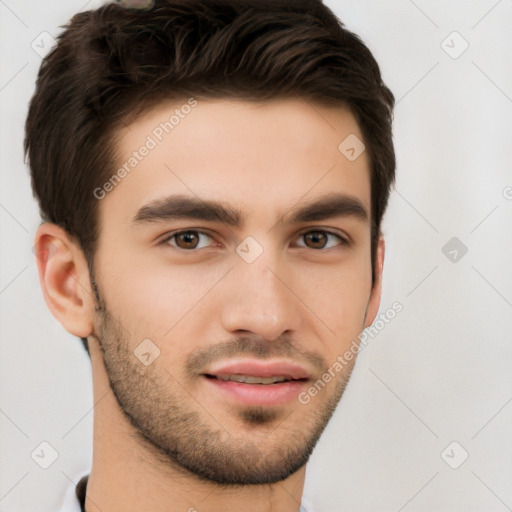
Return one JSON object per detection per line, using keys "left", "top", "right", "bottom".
{"left": 1, "top": 1, "right": 511, "bottom": 510}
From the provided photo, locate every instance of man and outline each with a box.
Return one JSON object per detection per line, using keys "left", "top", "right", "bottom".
{"left": 25, "top": 0, "right": 395, "bottom": 510}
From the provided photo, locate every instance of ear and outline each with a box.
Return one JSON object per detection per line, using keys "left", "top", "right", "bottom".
{"left": 363, "top": 236, "right": 385, "bottom": 328}
{"left": 34, "top": 223, "right": 96, "bottom": 338}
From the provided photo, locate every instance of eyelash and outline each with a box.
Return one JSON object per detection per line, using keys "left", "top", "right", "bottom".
{"left": 159, "top": 229, "right": 350, "bottom": 251}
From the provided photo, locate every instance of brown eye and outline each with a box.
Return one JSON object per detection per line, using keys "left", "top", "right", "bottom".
{"left": 304, "top": 231, "right": 327, "bottom": 249}
{"left": 297, "top": 230, "right": 347, "bottom": 250}
{"left": 163, "top": 230, "right": 214, "bottom": 250}
{"left": 176, "top": 232, "right": 199, "bottom": 249}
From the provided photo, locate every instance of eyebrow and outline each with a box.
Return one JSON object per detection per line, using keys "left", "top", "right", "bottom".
{"left": 132, "top": 192, "right": 368, "bottom": 227}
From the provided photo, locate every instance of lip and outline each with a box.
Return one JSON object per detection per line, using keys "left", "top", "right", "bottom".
{"left": 202, "top": 359, "right": 311, "bottom": 407}
{"left": 205, "top": 359, "right": 311, "bottom": 380}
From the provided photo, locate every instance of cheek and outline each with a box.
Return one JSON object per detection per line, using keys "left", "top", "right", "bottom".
{"left": 98, "top": 254, "right": 228, "bottom": 338}
{"left": 96, "top": 231, "right": 372, "bottom": 347}
{"left": 294, "top": 256, "right": 372, "bottom": 345}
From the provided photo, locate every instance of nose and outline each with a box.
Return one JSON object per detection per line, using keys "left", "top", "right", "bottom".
{"left": 220, "top": 250, "right": 302, "bottom": 341}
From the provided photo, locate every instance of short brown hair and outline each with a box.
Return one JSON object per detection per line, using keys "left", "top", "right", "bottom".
{"left": 25, "top": 0, "right": 395, "bottom": 354}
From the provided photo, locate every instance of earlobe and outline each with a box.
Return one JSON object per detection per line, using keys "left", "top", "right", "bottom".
{"left": 363, "top": 236, "right": 385, "bottom": 328}
{"left": 34, "top": 223, "right": 95, "bottom": 338}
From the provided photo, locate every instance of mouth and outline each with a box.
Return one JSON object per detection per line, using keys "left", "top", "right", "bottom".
{"left": 204, "top": 374, "right": 306, "bottom": 385}
{"left": 201, "top": 360, "right": 311, "bottom": 406}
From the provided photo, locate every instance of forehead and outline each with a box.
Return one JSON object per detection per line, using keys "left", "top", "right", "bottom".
{"left": 100, "top": 97, "right": 371, "bottom": 226}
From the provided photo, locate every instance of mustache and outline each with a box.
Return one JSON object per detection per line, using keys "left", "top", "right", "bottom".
{"left": 185, "top": 334, "right": 327, "bottom": 377}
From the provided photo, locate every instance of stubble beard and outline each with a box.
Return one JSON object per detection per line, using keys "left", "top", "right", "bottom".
{"left": 93, "top": 306, "right": 357, "bottom": 486}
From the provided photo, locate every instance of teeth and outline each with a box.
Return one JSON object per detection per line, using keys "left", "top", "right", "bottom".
{"left": 216, "top": 374, "right": 289, "bottom": 384}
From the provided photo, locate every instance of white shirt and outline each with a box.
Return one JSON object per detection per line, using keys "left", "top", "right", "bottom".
{"left": 58, "top": 471, "right": 86, "bottom": 512}
{"left": 57, "top": 472, "right": 316, "bottom": 512}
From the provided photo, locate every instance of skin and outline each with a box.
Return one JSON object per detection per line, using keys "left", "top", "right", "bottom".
{"left": 35, "top": 98, "right": 385, "bottom": 512}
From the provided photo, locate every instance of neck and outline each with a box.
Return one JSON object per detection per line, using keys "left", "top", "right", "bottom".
{"left": 84, "top": 339, "right": 307, "bottom": 512}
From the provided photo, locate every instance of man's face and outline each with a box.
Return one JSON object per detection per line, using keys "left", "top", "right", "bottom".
{"left": 91, "top": 98, "right": 381, "bottom": 484}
